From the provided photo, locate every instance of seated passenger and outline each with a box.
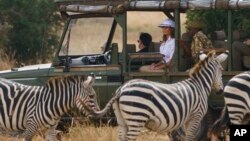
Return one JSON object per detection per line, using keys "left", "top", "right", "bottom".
{"left": 232, "top": 38, "right": 250, "bottom": 71}
{"left": 188, "top": 21, "right": 214, "bottom": 62}
{"left": 137, "top": 32, "right": 152, "bottom": 52}
{"left": 139, "top": 19, "right": 175, "bottom": 72}
{"left": 180, "top": 20, "right": 214, "bottom": 71}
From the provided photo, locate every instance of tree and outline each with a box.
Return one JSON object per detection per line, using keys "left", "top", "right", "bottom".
{"left": 186, "top": 9, "right": 250, "bottom": 36}
{"left": 0, "top": 0, "right": 63, "bottom": 65}
{"left": 186, "top": 9, "right": 227, "bottom": 34}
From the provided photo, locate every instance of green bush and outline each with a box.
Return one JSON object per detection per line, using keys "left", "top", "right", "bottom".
{"left": 0, "top": 0, "right": 63, "bottom": 65}
{"left": 186, "top": 9, "right": 250, "bottom": 36}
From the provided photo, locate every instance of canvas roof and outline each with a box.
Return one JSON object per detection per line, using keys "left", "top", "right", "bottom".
{"left": 55, "top": 0, "right": 250, "bottom": 14}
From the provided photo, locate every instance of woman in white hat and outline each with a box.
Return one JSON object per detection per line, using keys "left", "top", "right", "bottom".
{"left": 139, "top": 19, "right": 175, "bottom": 72}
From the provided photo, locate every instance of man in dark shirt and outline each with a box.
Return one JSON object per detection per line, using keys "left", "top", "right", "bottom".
{"left": 232, "top": 38, "right": 250, "bottom": 70}
{"left": 137, "top": 32, "right": 152, "bottom": 52}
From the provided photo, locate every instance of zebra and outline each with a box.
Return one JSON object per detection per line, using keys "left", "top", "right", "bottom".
{"left": 0, "top": 74, "right": 99, "bottom": 141}
{"left": 88, "top": 50, "right": 228, "bottom": 141}
{"left": 209, "top": 71, "right": 250, "bottom": 140}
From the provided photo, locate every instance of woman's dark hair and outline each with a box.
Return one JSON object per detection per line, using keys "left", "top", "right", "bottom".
{"left": 140, "top": 32, "right": 152, "bottom": 47}
{"left": 162, "top": 28, "right": 175, "bottom": 41}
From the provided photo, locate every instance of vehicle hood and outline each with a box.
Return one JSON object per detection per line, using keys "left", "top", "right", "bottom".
{"left": 0, "top": 63, "right": 52, "bottom": 73}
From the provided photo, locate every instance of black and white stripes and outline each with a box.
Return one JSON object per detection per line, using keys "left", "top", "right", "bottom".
{"left": 224, "top": 72, "right": 250, "bottom": 124}
{"left": 209, "top": 71, "right": 250, "bottom": 139}
{"left": 0, "top": 75, "right": 98, "bottom": 141}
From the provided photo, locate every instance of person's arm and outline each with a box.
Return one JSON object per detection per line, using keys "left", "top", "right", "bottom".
{"left": 150, "top": 39, "right": 175, "bottom": 70}
{"left": 200, "top": 48, "right": 226, "bottom": 53}
{"left": 150, "top": 61, "right": 165, "bottom": 70}
{"left": 243, "top": 39, "right": 250, "bottom": 46}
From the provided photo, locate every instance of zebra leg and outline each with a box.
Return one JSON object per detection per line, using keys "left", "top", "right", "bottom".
{"left": 24, "top": 123, "right": 38, "bottom": 141}
{"left": 126, "top": 124, "right": 145, "bottom": 141}
{"left": 184, "top": 118, "right": 202, "bottom": 141}
{"left": 125, "top": 115, "right": 150, "bottom": 141}
{"left": 113, "top": 101, "right": 127, "bottom": 141}
{"left": 170, "top": 126, "right": 186, "bottom": 141}
{"left": 46, "top": 126, "right": 62, "bottom": 141}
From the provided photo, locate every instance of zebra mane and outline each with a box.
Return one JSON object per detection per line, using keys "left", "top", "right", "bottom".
{"left": 46, "top": 75, "right": 86, "bottom": 85}
{"left": 189, "top": 50, "right": 216, "bottom": 78}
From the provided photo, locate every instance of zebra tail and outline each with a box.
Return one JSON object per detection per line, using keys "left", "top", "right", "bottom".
{"left": 208, "top": 107, "right": 230, "bottom": 138}
{"left": 90, "top": 86, "right": 122, "bottom": 118}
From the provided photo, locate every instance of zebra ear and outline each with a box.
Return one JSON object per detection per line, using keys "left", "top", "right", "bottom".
{"left": 199, "top": 51, "right": 207, "bottom": 61}
{"left": 216, "top": 50, "right": 229, "bottom": 63}
{"left": 85, "top": 75, "right": 95, "bottom": 86}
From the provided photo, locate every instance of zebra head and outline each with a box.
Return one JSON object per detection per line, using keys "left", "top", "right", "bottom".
{"left": 76, "top": 75, "right": 100, "bottom": 115}
{"left": 199, "top": 50, "right": 228, "bottom": 94}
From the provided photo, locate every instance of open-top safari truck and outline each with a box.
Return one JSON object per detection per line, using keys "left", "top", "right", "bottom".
{"left": 1, "top": 0, "right": 250, "bottom": 139}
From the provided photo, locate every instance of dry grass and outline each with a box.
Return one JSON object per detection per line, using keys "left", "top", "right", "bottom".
{"left": 0, "top": 48, "right": 16, "bottom": 70}
{"left": 0, "top": 124, "right": 170, "bottom": 141}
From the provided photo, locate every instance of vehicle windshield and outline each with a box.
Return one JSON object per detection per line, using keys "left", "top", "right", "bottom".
{"left": 59, "top": 17, "right": 113, "bottom": 56}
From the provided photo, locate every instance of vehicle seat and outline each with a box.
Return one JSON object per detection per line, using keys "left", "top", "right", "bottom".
{"left": 110, "top": 43, "right": 119, "bottom": 64}
{"left": 211, "top": 30, "right": 227, "bottom": 49}
{"left": 179, "top": 32, "right": 192, "bottom": 71}
{"left": 210, "top": 30, "right": 228, "bottom": 70}
{"left": 243, "top": 56, "right": 250, "bottom": 68}
{"left": 127, "top": 44, "right": 136, "bottom": 53}
{"left": 126, "top": 43, "right": 136, "bottom": 64}
{"left": 232, "top": 30, "right": 250, "bottom": 70}
{"left": 148, "top": 42, "right": 161, "bottom": 52}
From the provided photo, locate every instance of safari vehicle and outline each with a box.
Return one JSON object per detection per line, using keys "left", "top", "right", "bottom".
{"left": 0, "top": 0, "right": 250, "bottom": 139}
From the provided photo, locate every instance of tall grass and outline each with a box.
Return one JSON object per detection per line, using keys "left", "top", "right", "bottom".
{"left": 0, "top": 48, "right": 16, "bottom": 70}
{"left": 0, "top": 124, "right": 170, "bottom": 141}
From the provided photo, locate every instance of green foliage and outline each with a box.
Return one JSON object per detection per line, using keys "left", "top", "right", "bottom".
{"left": 186, "top": 9, "right": 228, "bottom": 34}
{"left": 233, "top": 9, "right": 250, "bottom": 35}
{"left": 0, "top": 23, "right": 12, "bottom": 49}
{"left": 0, "top": 0, "right": 63, "bottom": 64}
{"left": 186, "top": 9, "right": 250, "bottom": 36}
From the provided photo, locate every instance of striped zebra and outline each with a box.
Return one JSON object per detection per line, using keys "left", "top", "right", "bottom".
{"left": 209, "top": 71, "right": 250, "bottom": 140}
{"left": 0, "top": 74, "right": 99, "bottom": 141}
{"left": 89, "top": 50, "right": 228, "bottom": 141}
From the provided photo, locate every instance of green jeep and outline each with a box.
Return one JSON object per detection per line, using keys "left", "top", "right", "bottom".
{"left": 1, "top": 0, "right": 249, "bottom": 140}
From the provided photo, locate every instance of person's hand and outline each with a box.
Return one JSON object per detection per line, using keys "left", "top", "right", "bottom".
{"left": 244, "top": 39, "right": 250, "bottom": 46}
{"left": 150, "top": 63, "right": 155, "bottom": 70}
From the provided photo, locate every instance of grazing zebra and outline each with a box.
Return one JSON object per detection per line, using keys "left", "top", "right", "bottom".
{"left": 0, "top": 74, "right": 99, "bottom": 141}
{"left": 209, "top": 71, "right": 250, "bottom": 140}
{"left": 89, "top": 50, "right": 228, "bottom": 141}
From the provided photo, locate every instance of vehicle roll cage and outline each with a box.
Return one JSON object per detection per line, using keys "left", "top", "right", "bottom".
{"left": 54, "top": 0, "right": 250, "bottom": 72}
{"left": 55, "top": 0, "right": 250, "bottom": 13}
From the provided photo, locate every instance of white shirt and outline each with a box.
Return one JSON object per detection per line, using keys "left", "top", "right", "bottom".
{"left": 160, "top": 37, "right": 175, "bottom": 63}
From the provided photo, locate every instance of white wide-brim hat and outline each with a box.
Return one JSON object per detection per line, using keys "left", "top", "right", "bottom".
{"left": 158, "top": 19, "right": 175, "bottom": 28}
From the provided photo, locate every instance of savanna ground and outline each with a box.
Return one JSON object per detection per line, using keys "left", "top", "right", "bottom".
{"left": 0, "top": 12, "right": 186, "bottom": 140}
{"left": 0, "top": 124, "right": 170, "bottom": 141}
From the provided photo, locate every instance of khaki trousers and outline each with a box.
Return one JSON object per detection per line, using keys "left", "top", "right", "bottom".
{"left": 139, "top": 65, "right": 165, "bottom": 72}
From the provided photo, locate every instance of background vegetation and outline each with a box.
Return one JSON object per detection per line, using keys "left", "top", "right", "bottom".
{"left": 0, "top": 0, "right": 63, "bottom": 67}
{"left": 186, "top": 9, "right": 250, "bottom": 35}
